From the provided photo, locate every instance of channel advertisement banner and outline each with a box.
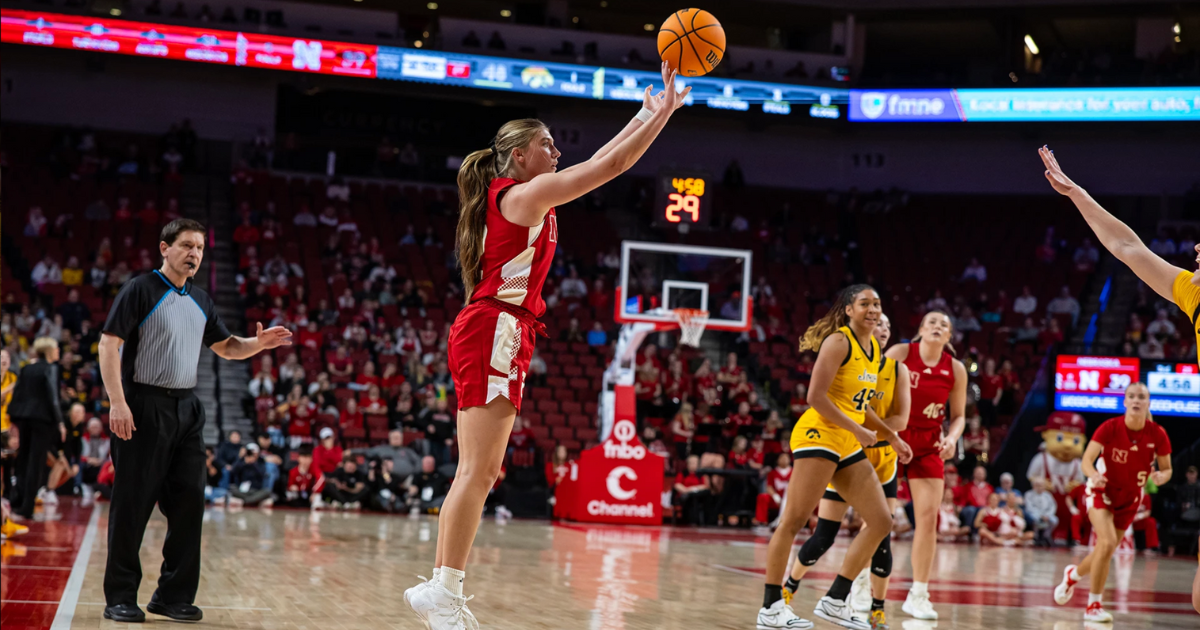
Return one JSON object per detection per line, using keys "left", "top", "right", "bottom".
{"left": 851, "top": 88, "right": 1200, "bottom": 122}
{"left": 0, "top": 8, "right": 375, "bottom": 77}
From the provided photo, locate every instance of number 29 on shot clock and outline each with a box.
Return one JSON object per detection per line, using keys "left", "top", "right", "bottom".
{"left": 655, "top": 171, "right": 711, "bottom": 229}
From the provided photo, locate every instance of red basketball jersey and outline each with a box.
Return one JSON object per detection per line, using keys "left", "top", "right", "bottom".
{"left": 1090, "top": 416, "right": 1171, "bottom": 508}
{"left": 470, "top": 178, "right": 558, "bottom": 317}
{"left": 903, "top": 342, "right": 956, "bottom": 432}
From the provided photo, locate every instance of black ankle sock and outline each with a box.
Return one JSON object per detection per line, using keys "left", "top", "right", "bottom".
{"left": 872, "top": 598, "right": 885, "bottom": 612}
{"left": 764, "top": 585, "right": 783, "bottom": 609}
{"left": 784, "top": 577, "right": 800, "bottom": 592}
{"left": 827, "top": 575, "right": 853, "bottom": 601}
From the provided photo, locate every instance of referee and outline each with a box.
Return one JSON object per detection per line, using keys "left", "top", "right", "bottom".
{"left": 98, "top": 219, "right": 291, "bottom": 622}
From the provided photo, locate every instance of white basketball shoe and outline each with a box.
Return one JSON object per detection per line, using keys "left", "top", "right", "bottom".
{"left": 850, "top": 569, "right": 872, "bottom": 613}
{"left": 405, "top": 579, "right": 478, "bottom": 630}
{"left": 813, "top": 596, "right": 870, "bottom": 629}
{"left": 1054, "top": 565, "right": 1079, "bottom": 605}
{"left": 757, "top": 599, "right": 815, "bottom": 630}
{"left": 901, "top": 591, "right": 938, "bottom": 620}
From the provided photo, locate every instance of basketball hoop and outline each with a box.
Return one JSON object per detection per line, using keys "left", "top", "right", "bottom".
{"left": 673, "top": 308, "right": 709, "bottom": 347}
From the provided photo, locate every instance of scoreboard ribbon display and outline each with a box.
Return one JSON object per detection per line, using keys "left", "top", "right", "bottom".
{"left": 1144, "top": 362, "right": 1200, "bottom": 417}
{"left": 1053, "top": 355, "right": 1140, "bottom": 413}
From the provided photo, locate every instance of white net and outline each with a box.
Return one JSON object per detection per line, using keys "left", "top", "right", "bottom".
{"left": 674, "top": 308, "right": 710, "bottom": 347}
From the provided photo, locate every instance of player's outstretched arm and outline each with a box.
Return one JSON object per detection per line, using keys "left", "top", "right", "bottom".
{"left": 1039, "top": 146, "right": 1183, "bottom": 301}
{"left": 506, "top": 63, "right": 691, "bottom": 215}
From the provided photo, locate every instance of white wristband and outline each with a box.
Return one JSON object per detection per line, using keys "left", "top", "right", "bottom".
{"left": 634, "top": 107, "right": 653, "bottom": 123}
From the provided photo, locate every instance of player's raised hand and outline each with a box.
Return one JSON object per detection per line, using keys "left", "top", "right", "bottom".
{"left": 656, "top": 63, "right": 692, "bottom": 113}
{"left": 1039, "top": 146, "right": 1081, "bottom": 197}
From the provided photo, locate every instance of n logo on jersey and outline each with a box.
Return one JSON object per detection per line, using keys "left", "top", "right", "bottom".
{"left": 805, "top": 428, "right": 821, "bottom": 440}
{"left": 1110, "top": 448, "right": 1129, "bottom": 464}
{"left": 546, "top": 213, "right": 559, "bottom": 243}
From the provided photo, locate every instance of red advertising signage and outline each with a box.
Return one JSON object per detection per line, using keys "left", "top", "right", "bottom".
{"left": 553, "top": 418, "right": 665, "bottom": 526}
{"left": 0, "top": 9, "right": 376, "bottom": 77}
{"left": 1054, "top": 355, "right": 1139, "bottom": 394}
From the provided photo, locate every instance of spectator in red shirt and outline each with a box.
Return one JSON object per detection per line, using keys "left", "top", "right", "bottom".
{"left": 233, "top": 216, "right": 261, "bottom": 246}
{"left": 545, "top": 444, "right": 572, "bottom": 502}
{"left": 717, "top": 352, "right": 742, "bottom": 387}
{"left": 670, "top": 403, "right": 696, "bottom": 460}
{"left": 508, "top": 415, "right": 536, "bottom": 451}
{"left": 978, "top": 357, "right": 1003, "bottom": 425}
{"left": 746, "top": 435, "right": 766, "bottom": 473}
{"left": 313, "top": 427, "right": 344, "bottom": 475}
{"left": 354, "top": 361, "right": 381, "bottom": 391}
{"left": 755, "top": 452, "right": 792, "bottom": 525}
{"left": 285, "top": 447, "right": 326, "bottom": 508}
{"left": 327, "top": 346, "right": 354, "bottom": 384}
{"left": 1038, "top": 317, "right": 1064, "bottom": 350}
{"left": 961, "top": 464, "right": 994, "bottom": 534}
{"left": 787, "top": 383, "right": 809, "bottom": 419}
{"left": 138, "top": 200, "right": 159, "bottom": 225}
{"left": 726, "top": 372, "right": 753, "bottom": 406}
{"left": 760, "top": 413, "right": 785, "bottom": 457}
{"left": 724, "top": 401, "right": 756, "bottom": 440}
{"left": 380, "top": 362, "right": 405, "bottom": 397}
{"left": 299, "top": 321, "right": 323, "bottom": 351}
{"left": 360, "top": 384, "right": 388, "bottom": 418}
{"left": 674, "top": 454, "right": 712, "bottom": 525}
{"left": 662, "top": 361, "right": 692, "bottom": 406}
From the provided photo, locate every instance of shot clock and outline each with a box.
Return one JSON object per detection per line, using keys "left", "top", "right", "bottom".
{"left": 652, "top": 170, "right": 712, "bottom": 230}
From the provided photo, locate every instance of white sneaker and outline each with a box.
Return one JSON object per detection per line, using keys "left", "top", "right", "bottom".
{"left": 756, "top": 599, "right": 814, "bottom": 629}
{"left": 813, "top": 596, "right": 870, "bottom": 629}
{"left": 311, "top": 498, "right": 325, "bottom": 511}
{"left": 850, "top": 569, "right": 872, "bottom": 613}
{"left": 1083, "top": 602, "right": 1113, "bottom": 622}
{"left": 496, "top": 506, "right": 513, "bottom": 520}
{"left": 1053, "top": 565, "right": 1079, "bottom": 606}
{"left": 902, "top": 591, "right": 937, "bottom": 620}
{"left": 405, "top": 581, "right": 479, "bottom": 630}
{"left": 37, "top": 488, "right": 58, "bottom": 506}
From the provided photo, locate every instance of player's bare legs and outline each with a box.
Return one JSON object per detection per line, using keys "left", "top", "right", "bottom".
{"left": 784, "top": 498, "right": 850, "bottom": 593}
{"left": 904, "top": 477, "right": 943, "bottom": 620}
{"left": 1055, "top": 508, "right": 1118, "bottom": 622}
{"left": 760, "top": 457, "right": 837, "bottom": 629}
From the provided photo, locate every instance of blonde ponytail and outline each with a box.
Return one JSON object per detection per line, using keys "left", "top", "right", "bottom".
{"left": 454, "top": 118, "right": 548, "bottom": 299}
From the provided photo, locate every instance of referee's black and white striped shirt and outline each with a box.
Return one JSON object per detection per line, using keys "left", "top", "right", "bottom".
{"left": 103, "top": 270, "right": 231, "bottom": 390}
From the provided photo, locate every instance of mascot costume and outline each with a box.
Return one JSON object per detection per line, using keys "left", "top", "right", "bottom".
{"left": 1026, "top": 411, "right": 1086, "bottom": 543}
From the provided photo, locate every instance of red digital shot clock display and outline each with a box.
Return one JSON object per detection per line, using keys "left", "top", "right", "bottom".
{"left": 652, "top": 171, "right": 711, "bottom": 229}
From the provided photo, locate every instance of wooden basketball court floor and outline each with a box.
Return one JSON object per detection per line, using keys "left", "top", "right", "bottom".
{"left": 3, "top": 500, "right": 1197, "bottom": 630}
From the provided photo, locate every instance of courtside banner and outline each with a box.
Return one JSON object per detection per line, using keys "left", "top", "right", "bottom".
{"left": 555, "top": 419, "right": 664, "bottom": 526}
{"left": 0, "top": 8, "right": 376, "bottom": 77}
{"left": 851, "top": 87, "right": 1200, "bottom": 122}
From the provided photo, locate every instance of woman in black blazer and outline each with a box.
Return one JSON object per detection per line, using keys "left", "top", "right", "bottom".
{"left": 9, "top": 336, "right": 66, "bottom": 519}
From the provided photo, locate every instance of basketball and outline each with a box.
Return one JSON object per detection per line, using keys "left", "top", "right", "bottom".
{"left": 657, "top": 9, "right": 725, "bottom": 77}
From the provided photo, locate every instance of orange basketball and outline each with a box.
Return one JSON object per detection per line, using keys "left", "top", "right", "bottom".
{"left": 657, "top": 9, "right": 725, "bottom": 77}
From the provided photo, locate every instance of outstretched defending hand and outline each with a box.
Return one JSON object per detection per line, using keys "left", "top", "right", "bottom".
{"left": 1040, "top": 145, "right": 1081, "bottom": 196}
{"left": 256, "top": 321, "right": 293, "bottom": 350}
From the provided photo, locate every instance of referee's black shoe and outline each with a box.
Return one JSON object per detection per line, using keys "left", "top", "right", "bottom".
{"left": 104, "top": 603, "right": 146, "bottom": 623}
{"left": 147, "top": 594, "right": 204, "bottom": 622}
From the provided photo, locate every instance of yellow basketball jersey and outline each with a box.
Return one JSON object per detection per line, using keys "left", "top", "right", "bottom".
{"left": 796, "top": 325, "right": 880, "bottom": 430}
{"left": 870, "top": 357, "right": 897, "bottom": 419}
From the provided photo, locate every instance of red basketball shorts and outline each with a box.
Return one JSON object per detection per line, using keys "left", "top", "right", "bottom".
{"left": 1085, "top": 487, "right": 1139, "bottom": 531}
{"left": 447, "top": 300, "right": 538, "bottom": 413}
{"left": 899, "top": 427, "right": 945, "bottom": 480}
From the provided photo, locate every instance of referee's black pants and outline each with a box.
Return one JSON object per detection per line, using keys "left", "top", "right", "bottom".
{"left": 103, "top": 386, "right": 206, "bottom": 607}
{"left": 12, "top": 417, "right": 56, "bottom": 518}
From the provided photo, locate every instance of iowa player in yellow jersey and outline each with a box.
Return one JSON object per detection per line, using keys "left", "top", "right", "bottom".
{"left": 782, "top": 314, "right": 911, "bottom": 629}
{"left": 757, "top": 285, "right": 913, "bottom": 630}
{"left": 1041, "top": 146, "right": 1200, "bottom": 622}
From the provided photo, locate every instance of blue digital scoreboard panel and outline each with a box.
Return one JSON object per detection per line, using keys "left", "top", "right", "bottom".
{"left": 375, "top": 47, "right": 847, "bottom": 117}
{"left": 1144, "top": 362, "right": 1200, "bottom": 417}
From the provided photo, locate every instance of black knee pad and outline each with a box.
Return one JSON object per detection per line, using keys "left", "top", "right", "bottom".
{"left": 797, "top": 518, "right": 841, "bottom": 567}
{"left": 871, "top": 534, "right": 893, "bottom": 578}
